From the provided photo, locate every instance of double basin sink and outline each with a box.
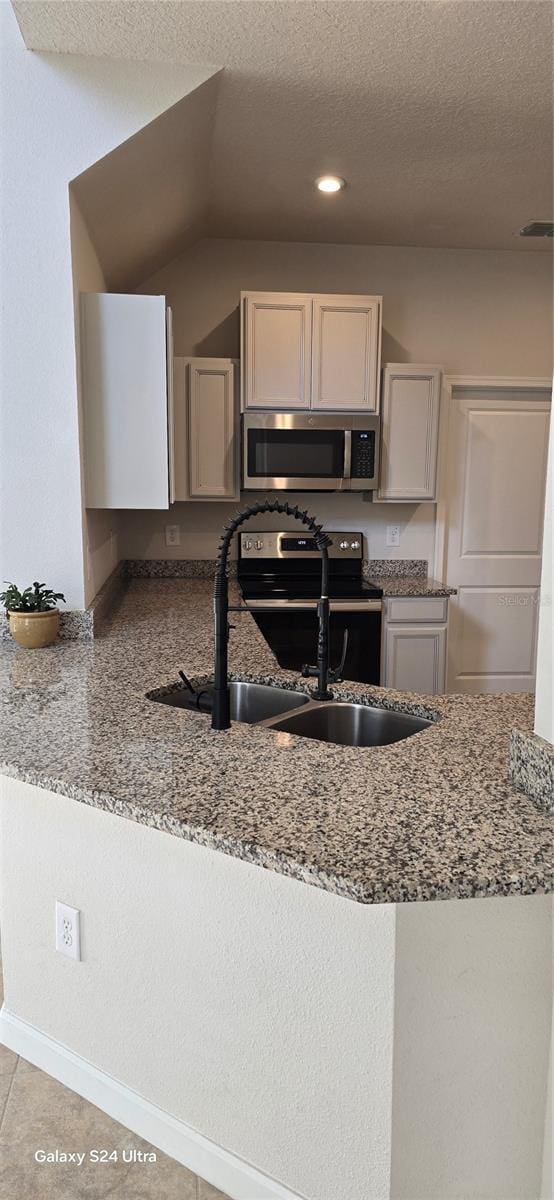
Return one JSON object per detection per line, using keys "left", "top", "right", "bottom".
{"left": 149, "top": 681, "right": 433, "bottom": 748}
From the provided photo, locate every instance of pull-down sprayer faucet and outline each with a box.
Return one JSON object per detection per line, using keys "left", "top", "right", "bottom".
{"left": 212, "top": 499, "right": 334, "bottom": 730}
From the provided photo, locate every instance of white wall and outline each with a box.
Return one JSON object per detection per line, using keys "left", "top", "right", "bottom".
{"left": 391, "top": 897, "right": 553, "bottom": 1200}
{"left": 1, "top": 776, "right": 551, "bottom": 1200}
{"left": 69, "top": 194, "right": 121, "bottom": 606}
{"left": 0, "top": 5, "right": 217, "bottom": 607}
{"left": 126, "top": 236, "right": 553, "bottom": 567}
{"left": 0, "top": 779, "right": 397, "bottom": 1200}
{"left": 138, "top": 238, "right": 553, "bottom": 375}
{"left": 122, "top": 495, "right": 435, "bottom": 566}
{"left": 534, "top": 404, "right": 553, "bottom": 743}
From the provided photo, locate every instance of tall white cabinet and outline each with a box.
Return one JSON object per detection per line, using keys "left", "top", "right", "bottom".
{"left": 377, "top": 364, "right": 442, "bottom": 502}
{"left": 241, "top": 291, "right": 382, "bottom": 412}
{"left": 172, "top": 358, "right": 239, "bottom": 502}
{"left": 81, "top": 293, "right": 172, "bottom": 509}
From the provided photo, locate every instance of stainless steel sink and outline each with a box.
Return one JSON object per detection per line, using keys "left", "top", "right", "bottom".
{"left": 148, "top": 680, "right": 433, "bottom": 746}
{"left": 265, "top": 701, "right": 432, "bottom": 747}
{"left": 149, "top": 681, "right": 310, "bottom": 724}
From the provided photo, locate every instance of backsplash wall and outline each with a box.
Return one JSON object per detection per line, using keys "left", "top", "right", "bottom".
{"left": 120, "top": 495, "right": 436, "bottom": 566}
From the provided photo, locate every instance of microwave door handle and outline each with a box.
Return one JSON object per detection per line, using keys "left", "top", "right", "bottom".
{"left": 343, "top": 430, "right": 352, "bottom": 479}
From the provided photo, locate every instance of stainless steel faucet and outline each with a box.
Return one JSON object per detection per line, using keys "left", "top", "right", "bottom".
{"left": 212, "top": 499, "right": 333, "bottom": 730}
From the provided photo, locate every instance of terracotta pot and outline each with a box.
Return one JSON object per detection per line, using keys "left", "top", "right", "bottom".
{"left": 8, "top": 609, "right": 60, "bottom": 649}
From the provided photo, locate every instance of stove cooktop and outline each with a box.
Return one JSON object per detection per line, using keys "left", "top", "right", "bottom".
{"left": 240, "top": 578, "right": 382, "bottom": 602}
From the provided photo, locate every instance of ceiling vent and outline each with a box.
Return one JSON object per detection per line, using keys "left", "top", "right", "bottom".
{"left": 517, "top": 221, "right": 554, "bottom": 237}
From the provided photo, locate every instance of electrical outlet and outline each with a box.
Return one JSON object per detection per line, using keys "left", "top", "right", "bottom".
{"left": 55, "top": 901, "right": 81, "bottom": 961}
{"left": 386, "top": 525, "right": 401, "bottom": 548}
{"left": 165, "top": 524, "right": 180, "bottom": 547}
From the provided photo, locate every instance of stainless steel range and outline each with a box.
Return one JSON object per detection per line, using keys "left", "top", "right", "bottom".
{"left": 238, "top": 531, "right": 383, "bottom": 684}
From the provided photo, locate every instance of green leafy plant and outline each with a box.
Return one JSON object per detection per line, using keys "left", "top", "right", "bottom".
{"left": 0, "top": 581, "right": 66, "bottom": 613}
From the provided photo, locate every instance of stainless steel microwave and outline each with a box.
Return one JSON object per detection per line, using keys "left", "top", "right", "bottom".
{"left": 242, "top": 413, "right": 380, "bottom": 491}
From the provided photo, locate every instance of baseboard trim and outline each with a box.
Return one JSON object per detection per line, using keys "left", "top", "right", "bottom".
{"left": 0, "top": 1007, "right": 305, "bottom": 1200}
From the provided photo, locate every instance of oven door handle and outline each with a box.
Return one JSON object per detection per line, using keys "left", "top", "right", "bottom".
{"left": 343, "top": 430, "right": 352, "bottom": 479}
{"left": 239, "top": 600, "right": 382, "bottom": 612}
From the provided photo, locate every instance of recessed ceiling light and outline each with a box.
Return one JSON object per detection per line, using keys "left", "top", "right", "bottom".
{"left": 316, "top": 175, "right": 346, "bottom": 193}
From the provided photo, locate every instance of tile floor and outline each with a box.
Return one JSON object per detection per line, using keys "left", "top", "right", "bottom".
{"left": 0, "top": 968, "right": 231, "bottom": 1200}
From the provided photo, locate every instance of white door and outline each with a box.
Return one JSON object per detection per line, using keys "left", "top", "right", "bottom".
{"left": 441, "top": 385, "right": 550, "bottom": 692}
{"left": 311, "top": 295, "right": 381, "bottom": 412}
{"left": 243, "top": 293, "right": 311, "bottom": 409}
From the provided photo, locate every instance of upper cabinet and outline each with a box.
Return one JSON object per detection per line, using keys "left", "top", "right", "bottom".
{"left": 173, "top": 357, "right": 239, "bottom": 502}
{"left": 377, "top": 364, "right": 442, "bottom": 503}
{"left": 311, "top": 295, "right": 381, "bottom": 411}
{"left": 241, "top": 291, "right": 382, "bottom": 413}
{"left": 243, "top": 294, "right": 312, "bottom": 409}
{"left": 81, "top": 293, "right": 171, "bottom": 509}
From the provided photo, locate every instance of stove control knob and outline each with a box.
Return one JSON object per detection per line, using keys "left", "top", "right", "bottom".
{"left": 255, "top": 539, "right": 264, "bottom": 550}
{"left": 243, "top": 538, "right": 253, "bottom": 551}
{"left": 351, "top": 539, "right": 361, "bottom": 550}
{"left": 339, "top": 540, "right": 350, "bottom": 551}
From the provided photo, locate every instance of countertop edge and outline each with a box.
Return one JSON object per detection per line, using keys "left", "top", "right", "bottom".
{"left": 1, "top": 760, "right": 550, "bottom": 906}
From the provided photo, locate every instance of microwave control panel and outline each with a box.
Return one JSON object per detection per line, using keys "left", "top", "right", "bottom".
{"left": 351, "top": 430, "right": 375, "bottom": 478}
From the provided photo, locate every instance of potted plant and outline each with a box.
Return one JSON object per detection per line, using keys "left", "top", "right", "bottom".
{"left": 0, "top": 581, "right": 66, "bottom": 648}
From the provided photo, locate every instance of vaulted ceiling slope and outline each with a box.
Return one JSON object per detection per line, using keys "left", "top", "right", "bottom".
{"left": 15, "top": 0, "right": 553, "bottom": 258}
{"left": 71, "top": 76, "right": 220, "bottom": 290}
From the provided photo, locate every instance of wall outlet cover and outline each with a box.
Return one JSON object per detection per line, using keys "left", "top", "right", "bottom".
{"left": 386, "top": 525, "right": 401, "bottom": 548}
{"left": 55, "top": 901, "right": 81, "bottom": 961}
{"left": 165, "top": 524, "right": 180, "bottom": 547}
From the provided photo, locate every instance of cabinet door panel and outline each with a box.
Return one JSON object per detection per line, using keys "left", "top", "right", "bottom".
{"left": 312, "top": 296, "right": 381, "bottom": 411}
{"left": 81, "top": 293, "right": 169, "bottom": 509}
{"left": 171, "top": 357, "right": 188, "bottom": 502}
{"left": 378, "top": 365, "right": 441, "bottom": 501}
{"left": 188, "top": 360, "right": 237, "bottom": 499}
{"left": 244, "top": 294, "right": 311, "bottom": 409}
{"left": 383, "top": 624, "right": 447, "bottom": 694}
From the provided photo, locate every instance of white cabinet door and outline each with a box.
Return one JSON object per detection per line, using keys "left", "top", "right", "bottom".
{"left": 187, "top": 359, "right": 238, "bottom": 500}
{"left": 383, "top": 623, "right": 447, "bottom": 694}
{"left": 81, "top": 293, "right": 169, "bottom": 509}
{"left": 311, "top": 296, "right": 382, "bottom": 412}
{"left": 378, "top": 364, "right": 442, "bottom": 501}
{"left": 243, "top": 293, "right": 312, "bottom": 409}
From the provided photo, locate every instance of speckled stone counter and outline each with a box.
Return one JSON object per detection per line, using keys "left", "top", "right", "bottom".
{"left": 509, "top": 728, "right": 554, "bottom": 815}
{"left": 0, "top": 579, "right": 551, "bottom": 905}
{"left": 369, "top": 576, "right": 456, "bottom": 598}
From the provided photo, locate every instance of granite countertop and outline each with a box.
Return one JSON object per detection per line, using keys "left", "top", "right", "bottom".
{"left": 370, "top": 576, "right": 456, "bottom": 598}
{"left": 0, "top": 579, "right": 551, "bottom": 905}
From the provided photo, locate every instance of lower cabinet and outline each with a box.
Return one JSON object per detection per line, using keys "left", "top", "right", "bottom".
{"left": 381, "top": 598, "right": 448, "bottom": 693}
{"left": 173, "top": 357, "right": 239, "bottom": 502}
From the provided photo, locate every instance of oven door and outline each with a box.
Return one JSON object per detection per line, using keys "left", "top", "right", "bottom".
{"left": 247, "top": 601, "right": 382, "bottom": 685}
{"left": 242, "top": 414, "right": 349, "bottom": 490}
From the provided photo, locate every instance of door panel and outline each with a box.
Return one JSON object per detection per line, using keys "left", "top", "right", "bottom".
{"left": 460, "top": 410, "right": 548, "bottom": 558}
{"left": 454, "top": 586, "right": 539, "bottom": 692}
{"left": 81, "top": 292, "right": 169, "bottom": 509}
{"left": 377, "top": 365, "right": 441, "bottom": 501}
{"left": 443, "top": 387, "right": 550, "bottom": 693}
{"left": 311, "top": 296, "right": 381, "bottom": 411}
{"left": 188, "top": 360, "right": 237, "bottom": 499}
{"left": 384, "top": 625, "right": 446, "bottom": 694}
{"left": 244, "top": 294, "right": 311, "bottom": 409}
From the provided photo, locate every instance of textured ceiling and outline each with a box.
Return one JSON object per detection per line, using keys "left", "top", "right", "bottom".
{"left": 14, "top": 0, "right": 553, "bottom": 258}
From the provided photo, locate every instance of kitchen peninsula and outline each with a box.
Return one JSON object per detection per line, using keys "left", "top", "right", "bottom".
{"left": 0, "top": 577, "right": 552, "bottom": 1200}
